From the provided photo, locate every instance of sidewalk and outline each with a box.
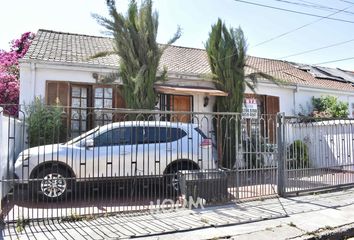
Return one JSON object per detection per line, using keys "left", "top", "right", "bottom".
{"left": 2, "top": 188, "right": 354, "bottom": 240}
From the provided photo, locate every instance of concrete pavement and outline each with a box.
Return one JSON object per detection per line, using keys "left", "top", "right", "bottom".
{"left": 3, "top": 188, "right": 354, "bottom": 239}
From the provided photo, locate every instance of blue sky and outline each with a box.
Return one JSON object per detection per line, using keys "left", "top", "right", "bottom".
{"left": 1, "top": 0, "right": 354, "bottom": 70}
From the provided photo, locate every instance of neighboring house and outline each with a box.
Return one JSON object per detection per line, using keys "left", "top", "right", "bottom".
{"left": 19, "top": 29, "right": 354, "bottom": 136}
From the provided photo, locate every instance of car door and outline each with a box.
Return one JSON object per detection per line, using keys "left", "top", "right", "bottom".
{"left": 134, "top": 126, "right": 171, "bottom": 176}
{"left": 133, "top": 126, "right": 153, "bottom": 176}
{"left": 78, "top": 126, "right": 135, "bottom": 179}
{"left": 98, "top": 126, "right": 136, "bottom": 178}
{"left": 142, "top": 126, "right": 177, "bottom": 176}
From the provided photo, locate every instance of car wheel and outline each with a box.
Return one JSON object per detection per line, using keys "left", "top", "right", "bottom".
{"left": 32, "top": 167, "right": 74, "bottom": 201}
{"left": 164, "top": 161, "right": 199, "bottom": 195}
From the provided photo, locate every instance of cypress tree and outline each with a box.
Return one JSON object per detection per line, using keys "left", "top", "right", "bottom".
{"left": 93, "top": 0, "right": 181, "bottom": 109}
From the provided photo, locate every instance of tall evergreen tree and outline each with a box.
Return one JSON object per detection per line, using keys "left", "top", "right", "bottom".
{"left": 205, "top": 19, "right": 279, "bottom": 168}
{"left": 205, "top": 19, "right": 249, "bottom": 114}
{"left": 93, "top": 0, "right": 181, "bottom": 109}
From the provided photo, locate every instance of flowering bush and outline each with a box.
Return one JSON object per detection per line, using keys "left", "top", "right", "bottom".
{"left": 0, "top": 32, "right": 35, "bottom": 116}
{"left": 0, "top": 72, "right": 19, "bottom": 115}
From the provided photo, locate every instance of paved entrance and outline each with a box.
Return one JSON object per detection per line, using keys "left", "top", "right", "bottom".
{"left": 4, "top": 188, "right": 354, "bottom": 240}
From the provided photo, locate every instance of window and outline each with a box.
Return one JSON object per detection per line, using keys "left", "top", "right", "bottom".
{"left": 144, "top": 127, "right": 187, "bottom": 143}
{"left": 46, "top": 81, "right": 126, "bottom": 138}
{"left": 94, "top": 87, "right": 113, "bottom": 127}
{"left": 71, "top": 86, "right": 89, "bottom": 137}
{"left": 94, "top": 127, "right": 133, "bottom": 147}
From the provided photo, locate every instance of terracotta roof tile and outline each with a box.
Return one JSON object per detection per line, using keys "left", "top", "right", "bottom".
{"left": 23, "top": 29, "right": 354, "bottom": 92}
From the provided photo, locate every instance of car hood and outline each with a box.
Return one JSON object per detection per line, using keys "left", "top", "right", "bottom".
{"left": 18, "top": 144, "right": 66, "bottom": 158}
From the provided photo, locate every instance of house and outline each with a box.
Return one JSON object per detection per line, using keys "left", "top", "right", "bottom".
{"left": 19, "top": 29, "right": 354, "bottom": 136}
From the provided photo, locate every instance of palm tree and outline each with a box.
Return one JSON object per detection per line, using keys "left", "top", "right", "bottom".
{"left": 92, "top": 0, "right": 181, "bottom": 110}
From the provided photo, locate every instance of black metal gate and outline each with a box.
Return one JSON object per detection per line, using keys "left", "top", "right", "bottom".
{"left": 0, "top": 106, "right": 279, "bottom": 223}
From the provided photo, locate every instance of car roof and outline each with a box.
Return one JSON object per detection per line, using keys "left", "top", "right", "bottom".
{"left": 99, "top": 121, "right": 199, "bottom": 131}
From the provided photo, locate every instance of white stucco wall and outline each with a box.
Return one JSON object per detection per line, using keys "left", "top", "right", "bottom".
{"left": 246, "top": 81, "right": 296, "bottom": 115}
{"left": 295, "top": 87, "right": 354, "bottom": 117}
{"left": 0, "top": 109, "right": 26, "bottom": 202}
{"left": 286, "top": 120, "right": 354, "bottom": 169}
{"left": 19, "top": 62, "right": 118, "bottom": 106}
{"left": 245, "top": 79, "right": 354, "bottom": 117}
{"left": 20, "top": 62, "right": 354, "bottom": 118}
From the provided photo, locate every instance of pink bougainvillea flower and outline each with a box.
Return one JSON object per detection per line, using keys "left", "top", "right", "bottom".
{"left": 0, "top": 32, "right": 35, "bottom": 116}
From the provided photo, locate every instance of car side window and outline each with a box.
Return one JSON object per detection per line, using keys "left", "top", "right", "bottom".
{"left": 145, "top": 127, "right": 187, "bottom": 143}
{"left": 94, "top": 127, "right": 133, "bottom": 146}
{"left": 168, "top": 127, "right": 187, "bottom": 142}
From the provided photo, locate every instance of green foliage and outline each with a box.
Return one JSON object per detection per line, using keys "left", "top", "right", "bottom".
{"left": 205, "top": 18, "right": 247, "bottom": 114}
{"left": 15, "top": 218, "right": 29, "bottom": 232}
{"left": 26, "top": 97, "right": 64, "bottom": 147}
{"left": 205, "top": 19, "right": 248, "bottom": 168}
{"left": 287, "top": 140, "right": 309, "bottom": 169}
{"left": 243, "top": 135, "right": 275, "bottom": 169}
{"left": 311, "top": 95, "right": 348, "bottom": 118}
{"left": 93, "top": 0, "right": 181, "bottom": 110}
{"left": 243, "top": 142, "right": 265, "bottom": 169}
{"left": 205, "top": 19, "right": 281, "bottom": 168}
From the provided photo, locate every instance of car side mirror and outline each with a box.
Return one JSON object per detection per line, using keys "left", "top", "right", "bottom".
{"left": 84, "top": 139, "right": 94, "bottom": 149}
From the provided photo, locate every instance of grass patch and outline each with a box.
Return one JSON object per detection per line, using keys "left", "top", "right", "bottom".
{"left": 16, "top": 218, "right": 29, "bottom": 233}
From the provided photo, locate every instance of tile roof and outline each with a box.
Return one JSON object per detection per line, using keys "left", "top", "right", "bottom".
{"left": 23, "top": 29, "right": 354, "bottom": 92}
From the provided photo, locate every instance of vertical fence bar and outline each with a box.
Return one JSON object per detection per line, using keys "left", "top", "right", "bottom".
{"left": 277, "top": 113, "right": 285, "bottom": 197}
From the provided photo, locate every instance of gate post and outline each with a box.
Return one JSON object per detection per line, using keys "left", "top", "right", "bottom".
{"left": 277, "top": 113, "right": 286, "bottom": 197}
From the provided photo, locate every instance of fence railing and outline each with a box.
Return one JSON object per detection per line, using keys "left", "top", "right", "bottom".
{"left": 0, "top": 106, "right": 278, "bottom": 223}
{"left": 2, "top": 105, "right": 354, "bottom": 225}
{"left": 283, "top": 117, "right": 354, "bottom": 194}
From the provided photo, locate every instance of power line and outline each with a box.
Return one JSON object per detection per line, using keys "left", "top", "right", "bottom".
{"left": 212, "top": 1, "right": 353, "bottom": 66}
{"left": 314, "top": 56, "right": 354, "bottom": 65}
{"left": 233, "top": 0, "right": 354, "bottom": 24}
{"left": 273, "top": 0, "right": 354, "bottom": 15}
{"left": 298, "top": 0, "right": 354, "bottom": 14}
{"left": 339, "top": 0, "right": 354, "bottom": 5}
{"left": 251, "top": 5, "right": 352, "bottom": 48}
{"left": 279, "top": 38, "right": 354, "bottom": 59}
{"left": 215, "top": 3, "right": 351, "bottom": 62}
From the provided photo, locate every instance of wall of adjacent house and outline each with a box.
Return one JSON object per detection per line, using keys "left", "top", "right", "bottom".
{"left": 0, "top": 109, "right": 26, "bottom": 203}
{"left": 294, "top": 88, "right": 354, "bottom": 117}
{"left": 286, "top": 120, "right": 354, "bottom": 169}
{"left": 245, "top": 79, "right": 354, "bottom": 117}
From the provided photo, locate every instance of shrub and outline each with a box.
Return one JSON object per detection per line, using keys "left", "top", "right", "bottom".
{"left": 0, "top": 32, "right": 35, "bottom": 116}
{"left": 287, "top": 140, "right": 309, "bottom": 169}
{"left": 311, "top": 96, "right": 348, "bottom": 118}
{"left": 26, "top": 98, "right": 64, "bottom": 147}
{"left": 242, "top": 136, "right": 274, "bottom": 169}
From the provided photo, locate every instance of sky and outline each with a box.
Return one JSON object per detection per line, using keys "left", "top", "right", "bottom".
{"left": 1, "top": 0, "right": 354, "bottom": 70}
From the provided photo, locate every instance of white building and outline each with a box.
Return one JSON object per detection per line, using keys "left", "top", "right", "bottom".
{"left": 19, "top": 29, "right": 354, "bottom": 135}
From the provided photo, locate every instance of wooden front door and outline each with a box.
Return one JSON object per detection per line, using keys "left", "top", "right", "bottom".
{"left": 170, "top": 95, "right": 192, "bottom": 123}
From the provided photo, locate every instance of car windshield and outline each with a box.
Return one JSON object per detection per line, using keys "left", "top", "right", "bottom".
{"left": 66, "top": 126, "right": 100, "bottom": 145}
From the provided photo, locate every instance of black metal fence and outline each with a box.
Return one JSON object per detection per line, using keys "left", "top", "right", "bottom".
{"left": 0, "top": 106, "right": 279, "bottom": 224}
{"left": 4, "top": 105, "right": 354, "bottom": 225}
{"left": 280, "top": 116, "right": 354, "bottom": 195}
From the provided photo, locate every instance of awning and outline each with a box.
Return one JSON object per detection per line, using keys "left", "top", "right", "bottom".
{"left": 154, "top": 85, "right": 228, "bottom": 96}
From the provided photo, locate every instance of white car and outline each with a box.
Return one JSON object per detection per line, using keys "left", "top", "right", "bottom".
{"left": 14, "top": 121, "right": 216, "bottom": 200}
